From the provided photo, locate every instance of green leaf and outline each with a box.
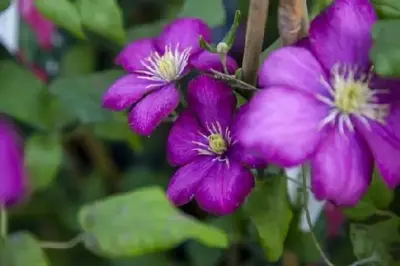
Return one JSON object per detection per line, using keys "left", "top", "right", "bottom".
{"left": 370, "top": 20, "right": 400, "bottom": 78}
{"left": 179, "top": 0, "right": 226, "bottom": 27}
{"left": 25, "top": 133, "right": 63, "bottom": 192}
{"left": 49, "top": 70, "right": 123, "bottom": 123}
{"left": 78, "top": 186, "right": 228, "bottom": 257}
{"left": 371, "top": 0, "right": 400, "bottom": 19}
{"left": 77, "top": 0, "right": 126, "bottom": 45}
{"left": 0, "top": 232, "right": 49, "bottom": 266}
{"left": 0, "top": 0, "right": 10, "bottom": 11}
{"left": 126, "top": 21, "right": 167, "bottom": 43}
{"left": 34, "top": 0, "right": 84, "bottom": 38}
{"left": 244, "top": 177, "right": 293, "bottom": 262}
{"left": 60, "top": 44, "right": 96, "bottom": 77}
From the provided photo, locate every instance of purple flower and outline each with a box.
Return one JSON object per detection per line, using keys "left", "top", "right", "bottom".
{"left": 0, "top": 118, "right": 26, "bottom": 207}
{"left": 102, "top": 18, "right": 238, "bottom": 136}
{"left": 166, "top": 75, "right": 266, "bottom": 215}
{"left": 237, "top": 0, "right": 400, "bottom": 206}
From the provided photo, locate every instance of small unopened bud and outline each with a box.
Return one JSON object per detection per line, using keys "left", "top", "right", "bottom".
{"left": 216, "top": 42, "right": 229, "bottom": 55}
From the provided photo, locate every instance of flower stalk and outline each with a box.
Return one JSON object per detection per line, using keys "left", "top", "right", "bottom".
{"left": 0, "top": 206, "right": 7, "bottom": 240}
{"left": 278, "top": 0, "right": 309, "bottom": 46}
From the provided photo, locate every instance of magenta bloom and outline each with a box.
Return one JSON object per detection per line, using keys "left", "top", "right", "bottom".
{"left": 0, "top": 118, "right": 26, "bottom": 207}
{"left": 102, "top": 18, "right": 238, "bottom": 136}
{"left": 167, "top": 76, "right": 265, "bottom": 215}
{"left": 18, "top": 0, "right": 55, "bottom": 50}
{"left": 238, "top": 0, "right": 400, "bottom": 206}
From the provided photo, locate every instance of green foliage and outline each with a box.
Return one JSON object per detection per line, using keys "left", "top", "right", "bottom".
{"left": 78, "top": 187, "right": 228, "bottom": 257}
{"left": 371, "top": 0, "right": 400, "bottom": 19}
{"left": 244, "top": 177, "right": 293, "bottom": 262}
{"left": 59, "top": 44, "right": 96, "bottom": 77}
{"left": 179, "top": 0, "right": 225, "bottom": 27}
{"left": 0, "top": 232, "right": 49, "bottom": 266}
{"left": 0, "top": 0, "right": 10, "bottom": 11}
{"left": 34, "top": 0, "right": 85, "bottom": 39}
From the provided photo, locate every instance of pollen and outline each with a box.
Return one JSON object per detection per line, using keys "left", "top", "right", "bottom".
{"left": 208, "top": 134, "right": 227, "bottom": 154}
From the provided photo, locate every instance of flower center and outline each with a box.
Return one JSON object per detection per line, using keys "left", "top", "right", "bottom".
{"left": 317, "top": 64, "right": 390, "bottom": 133}
{"left": 136, "top": 44, "right": 191, "bottom": 87}
{"left": 208, "top": 133, "right": 227, "bottom": 155}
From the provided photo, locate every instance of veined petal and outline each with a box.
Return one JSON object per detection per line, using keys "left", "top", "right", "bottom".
{"left": 167, "top": 110, "right": 208, "bottom": 166}
{"left": 115, "top": 38, "right": 157, "bottom": 72}
{"left": 102, "top": 74, "right": 160, "bottom": 111}
{"left": 167, "top": 157, "right": 214, "bottom": 206}
{"left": 188, "top": 75, "right": 236, "bottom": 131}
{"left": 309, "top": 0, "right": 377, "bottom": 71}
{"left": 258, "top": 46, "right": 327, "bottom": 97}
{"left": 195, "top": 160, "right": 254, "bottom": 215}
{"left": 311, "top": 127, "right": 373, "bottom": 206}
{"left": 238, "top": 87, "right": 329, "bottom": 167}
{"left": 129, "top": 84, "right": 179, "bottom": 136}
{"left": 190, "top": 51, "right": 238, "bottom": 74}
{"left": 156, "top": 18, "right": 212, "bottom": 56}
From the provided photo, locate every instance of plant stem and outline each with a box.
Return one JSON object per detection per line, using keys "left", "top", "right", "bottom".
{"left": 278, "top": 0, "right": 309, "bottom": 46}
{"left": 301, "top": 165, "right": 335, "bottom": 266}
{"left": 39, "top": 234, "right": 83, "bottom": 249}
{"left": 241, "top": 0, "right": 270, "bottom": 86}
{"left": 0, "top": 206, "right": 7, "bottom": 239}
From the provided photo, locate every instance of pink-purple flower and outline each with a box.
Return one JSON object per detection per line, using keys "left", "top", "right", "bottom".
{"left": 166, "top": 75, "right": 265, "bottom": 215}
{"left": 237, "top": 0, "right": 400, "bottom": 206}
{"left": 102, "top": 18, "right": 238, "bottom": 136}
{"left": 0, "top": 118, "right": 26, "bottom": 207}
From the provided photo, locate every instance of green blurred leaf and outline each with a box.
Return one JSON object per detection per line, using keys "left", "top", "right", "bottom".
{"left": 0, "top": 232, "right": 49, "bottom": 266}
{"left": 49, "top": 70, "right": 123, "bottom": 123}
{"left": 179, "top": 0, "right": 225, "bottom": 27}
{"left": 34, "top": 0, "right": 84, "bottom": 38}
{"left": 60, "top": 44, "right": 96, "bottom": 77}
{"left": 187, "top": 240, "right": 222, "bottom": 266}
{"left": 126, "top": 21, "right": 167, "bottom": 43}
{"left": 78, "top": 186, "right": 228, "bottom": 257}
{"left": 0, "top": 0, "right": 10, "bottom": 11}
{"left": 25, "top": 133, "right": 63, "bottom": 192}
{"left": 244, "top": 177, "right": 293, "bottom": 262}
{"left": 370, "top": 20, "right": 400, "bottom": 78}
{"left": 371, "top": 0, "right": 400, "bottom": 19}
{"left": 112, "top": 253, "right": 177, "bottom": 266}
{"left": 77, "top": 0, "right": 126, "bottom": 44}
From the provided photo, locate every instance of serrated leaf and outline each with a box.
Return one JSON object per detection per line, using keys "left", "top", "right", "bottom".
{"left": 49, "top": 70, "right": 123, "bottom": 123}
{"left": 179, "top": 0, "right": 225, "bottom": 27}
{"left": 371, "top": 0, "right": 400, "bottom": 19}
{"left": 244, "top": 177, "right": 293, "bottom": 262}
{"left": 34, "top": 0, "right": 84, "bottom": 38}
{"left": 77, "top": 0, "right": 126, "bottom": 45}
{"left": 25, "top": 133, "right": 63, "bottom": 192}
{"left": 0, "top": 232, "right": 49, "bottom": 266}
{"left": 78, "top": 186, "right": 228, "bottom": 257}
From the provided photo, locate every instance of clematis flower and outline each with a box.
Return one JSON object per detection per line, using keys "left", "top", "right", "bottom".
{"left": 102, "top": 18, "right": 238, "bottom": 136}
{"left": 0, "top": 117, "right": 26, "bottom": 207}
{"left": 166, "top": 75, "right": 265, "bottom": 215}
{"left": 238, "top": 0, "right": 400, "bottom": 206}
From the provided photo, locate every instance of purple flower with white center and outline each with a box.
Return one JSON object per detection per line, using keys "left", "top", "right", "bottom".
{"left": 0, "top": 118, "right": 26, "bottom": 207}
{"left": 167, "top": 75, "right": 266, "bottom": 215}
{"left": 102, "top": 18, "right": 238, "bottom": 136}
{"left": 237, "top": 0, "right": 400, "bottom": 206}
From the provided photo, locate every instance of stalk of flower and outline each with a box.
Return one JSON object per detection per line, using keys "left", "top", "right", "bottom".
{"left": 166, "top": 75, "right": 266, "bottom": 215}
{"left": 237, "top": 0, "right": 400, "bottom": 206}
{"left": 102, "top": 18, "right": 238, "bottom": 136}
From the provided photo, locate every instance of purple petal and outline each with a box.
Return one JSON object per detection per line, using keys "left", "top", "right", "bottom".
{"left": 238, "top": 87, "right": 329, "bottom": 167}
{"left": 156, "top": 18, "right": 212, "bottom": 56}
{"left": 115, "top": 38, "right": 157, "bottom": 72}
{"left": 102, "top": 74, "right": 159, "bottom": 111}
{"left": 258, "top": 46, "right": 327, "bottom": 97}
{"left": 195, "top": 160, "right": 254, "bottom": 215}
{"left": 311, "top": 127, "right": 373, "bottom": 206}
{"left": 167, "top": 110, "right": 208, "bottom": 166}
{"left": 188, "top": 75, "right": 236, "bottom": 130}
{"left": 190, "top": 51, "right": 238, "bottom": 74}
{"left": 129, "top": 84, "right": 179, "bottom": 136}
{"left": 167, "top": 157, "right": 214, "bottom": 206}
{"left": 309, "top": 0, "right": 377, "bottom": 71}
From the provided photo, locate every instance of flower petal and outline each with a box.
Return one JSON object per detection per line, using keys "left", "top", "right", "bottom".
{"left": 309, "top": 0, "right": 377, "bottom": 71}
{"left": 115, "top": 38, "right": 157, "bottom": 72}
{"left": 157, "top": 18, "right": 212, "bottom": 55}
{"left": 238, "top": 87, "right": 329, "bottom": 167}
{"left": 311, "top": 127, "right": 373, "bottom": 206}
{"left": 190, "top": 51, "right": 238, "bottom": 74}
{"left": 167, "top": 110, "right": 208, "bottom": 166}
{"left": 195, "top": 160, "right": 254, "bottom": 215}
{"left": 258, "top": 46, "right": 327, "bottom": 97}
{"left": 129, "top": 84, "right": 179, "bottom": 136}
{"left": 188, "top": 75, "right": 236, "bottom": 131}
{"left": 167, "top": 157, "right": 214, "bottom": 206}
{"left": 102, "top": 74, "right": 159, "bottom": 111}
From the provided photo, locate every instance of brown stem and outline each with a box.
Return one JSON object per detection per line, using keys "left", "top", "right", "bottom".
{"left": 241, "top": 0, "right": 270, "bottom": 86}
{"left": 278, "top": 0, "right": 309, "bottom": 46}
